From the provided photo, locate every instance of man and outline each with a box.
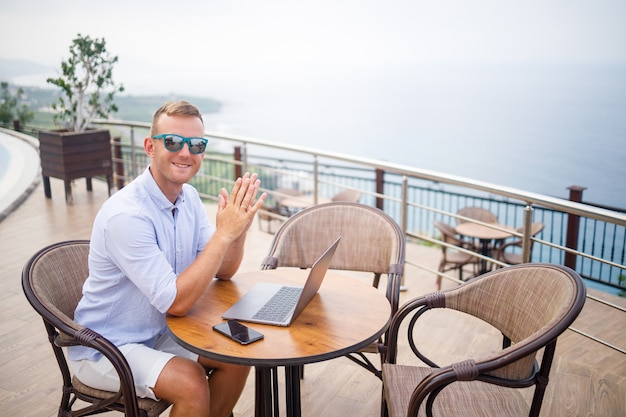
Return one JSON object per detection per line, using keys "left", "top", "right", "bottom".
{"left": 68, "top": 100, "right": 266, "bottom": 417}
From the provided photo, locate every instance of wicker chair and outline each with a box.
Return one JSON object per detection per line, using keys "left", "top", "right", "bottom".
{"left": 455, "top": 206, "right": 498, "bottom": 225}
{"left": 496, "top": 222, "right": 545, "bottom": 265}
{"left": 273, "top": 187, "right": 304, "bottom": 216}
{"left": 258, "top": 188, "right": 305, "bottom": 232}
{"left": 381, "top": 263, "right": 586, "bottom": 417}
{"left": 22, "top": 240, "right": 171, "bottom": 417}
{"left": 331, "top": 188, "right": 362, "bottom": 202}
{"left": 432, "top": 220, "right": 478, "bottom": 289}
{"left": 261, "top": 202, "right": 405, "bottom": 378}
{"left": 455, "top": 206, "right": 500, "bottom": 258}
{"left": 257, "top": 204, "right": 283, "bottom": 233}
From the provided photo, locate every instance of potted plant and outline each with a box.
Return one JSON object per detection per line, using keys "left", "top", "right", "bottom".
{"left": 39, "top": 33, "right": 124, "bottom": 202}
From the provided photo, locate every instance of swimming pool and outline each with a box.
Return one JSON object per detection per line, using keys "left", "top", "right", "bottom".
{"left": 0, "top": 132, "right": 41, "bottom": 218}
{"left": 0, "top": 141, "right": 9, "bottom": 181}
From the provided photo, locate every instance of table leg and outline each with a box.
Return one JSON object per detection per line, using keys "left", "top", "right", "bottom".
{"left": 478, "top": 239, "right": 490, "bottom": 274}
{"left": 285, "top": 366, "right": 302, "bottom": 417}
{"left": 254, "top": 365, "right": 302, "bottom": 417}
{"left": 255, "top": 367, "right": 273, "bottom": 417}
{"left": 272, "top": 367, "right": 280, "bottom": 417}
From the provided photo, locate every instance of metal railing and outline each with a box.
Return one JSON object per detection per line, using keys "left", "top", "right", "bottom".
{"left": 5, "top": 115, "right": 625, "bottom": 357}
{"left": 91, "top": 121, "right": 626, "bottom": 354}
{"left": 92, "top": 119, "right": 626, "bottom": 355}
{"left": 13, "top": 113, "right": 626, "bottom": 359}
{"left": 96, "top": 119, "right": 626, "bottom": 291}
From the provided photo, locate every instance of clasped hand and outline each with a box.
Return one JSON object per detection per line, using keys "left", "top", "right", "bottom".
{"left": 215, "top": 172, "right": 267, "bottom": 241}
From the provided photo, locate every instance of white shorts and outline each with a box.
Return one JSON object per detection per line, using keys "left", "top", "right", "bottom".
{"left": 69, "top": 332, "right": 199, "bottom": 400}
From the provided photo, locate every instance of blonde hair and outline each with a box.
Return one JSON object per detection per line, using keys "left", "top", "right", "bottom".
{"left": 150, "top": 100, "right": 204, "bottom": 136}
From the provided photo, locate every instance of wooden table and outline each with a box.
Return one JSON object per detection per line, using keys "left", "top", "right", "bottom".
{"left": 455, "top": 222, "right": 515, "bottom": 274}
{"left": 166, "top": 269, "right": 391, "bottom": 417}
{"left": 279, "top": 196, "right": 332, "bottom": 215}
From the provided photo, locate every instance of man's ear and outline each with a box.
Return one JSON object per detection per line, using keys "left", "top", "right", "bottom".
{"left": 144, "top": 137, "right": 156, "bottom": 157}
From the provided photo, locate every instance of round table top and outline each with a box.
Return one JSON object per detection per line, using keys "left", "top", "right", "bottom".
{"left": 279, "top": 196, "right": 332, "bottom": 209}
{"left": 455, "top": 222, "right": 515, "bottom": 240}
{"left": 166, "top": 269, "right": 391, "bottom": 367}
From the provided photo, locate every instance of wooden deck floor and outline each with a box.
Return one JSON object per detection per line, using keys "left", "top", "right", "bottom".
{"left": 1, "top": 177, "right": 624, "bottom": 417}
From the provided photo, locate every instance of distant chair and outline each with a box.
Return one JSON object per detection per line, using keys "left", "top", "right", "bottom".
{"left": 258, "top": 188, "right": 304, "bottom": 233}
{"left": 381, "top": 263, "right": 586, "bottom": 417}
{"left": 455, "top": 206, "right": 498, "bottom": 225}
{"left": 273, "top": 187, "right": 303, "bottom": 203}
{"left": 331, "top": 189, "right": 361, "bottom": 203}
{"left": 433, "top": 220, "right": 478, "bottom": 289}
{"left": 496, "top": 222, "right": 545, "bottom": 265}
{"left": 272, "top": 187, "right": 304, "bottom": 216}
{"left": 455, "top": 206, "right": 500, "bottom": 255}
{"left": 257, "top": 204, "right": 283, "bottom": 233}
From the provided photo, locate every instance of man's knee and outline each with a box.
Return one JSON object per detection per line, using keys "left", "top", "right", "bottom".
{"left": 185, "top": 362, "right": 211, "bottom": 399}
{"left": 155, "top": 357, "right": 209, "bottom": 405}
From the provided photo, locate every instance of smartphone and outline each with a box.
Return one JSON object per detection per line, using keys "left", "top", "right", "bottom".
{"left": 212, "top": 320, "right": 264, "bottom": 345}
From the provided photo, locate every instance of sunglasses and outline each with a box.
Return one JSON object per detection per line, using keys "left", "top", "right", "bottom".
{"left": 152, "top": 134, "right": 208, "bottom": 154}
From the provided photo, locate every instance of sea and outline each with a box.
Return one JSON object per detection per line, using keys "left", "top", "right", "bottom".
{"left": 197, "top": 62, "right": 626, "bottom": 209}
{"left": 6, "top": 61, "right": 626, "bottom": 208}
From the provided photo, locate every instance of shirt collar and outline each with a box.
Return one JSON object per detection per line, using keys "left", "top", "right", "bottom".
{"left": 140, "top": 166, "right": 186, "bottom": 212}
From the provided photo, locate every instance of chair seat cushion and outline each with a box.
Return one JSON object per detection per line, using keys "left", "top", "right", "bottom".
{"left": 382, "top": 364, "right": 529, "bottom": 417}
{"left": 501, "top": 251, "right": 523, "bottom": 265}
{"left": 446, "top": 251, "right": 475, "bottom": 265}
{"left": 73, "top": 376, "right": 171, "bottom": 416}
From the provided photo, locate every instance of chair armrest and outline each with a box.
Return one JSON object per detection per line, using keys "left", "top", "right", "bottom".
{"left": 384, "top": 264, "right": 404, "bottom": 315}
{"left": 385, "top": 292, "right": 442, "bottom": 366}
{"left": 495, "top": 239, "right": 522, "bottom": 260}
{"left": 260, "top": 256, "right": 279, "bottom": 270}
{"left": 47, "top": 318, "right": 142, "bottom": 417}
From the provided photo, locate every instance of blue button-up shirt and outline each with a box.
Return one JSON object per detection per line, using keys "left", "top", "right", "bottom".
{"left": 69, "top": 167, "right": 214, "bottom": 361}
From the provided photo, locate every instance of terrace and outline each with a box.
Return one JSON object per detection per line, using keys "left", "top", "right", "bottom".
{"left": 0, "top": 125, "right": 624, "bottom": 416}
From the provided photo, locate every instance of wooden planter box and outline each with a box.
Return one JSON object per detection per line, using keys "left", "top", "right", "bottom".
{"left": 38, "top": 129, "right": 113, "bottom": 202}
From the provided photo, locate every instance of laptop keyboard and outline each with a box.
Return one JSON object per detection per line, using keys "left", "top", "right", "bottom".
{"left": 253, "top": 286, "right": 302, "bottom": 322}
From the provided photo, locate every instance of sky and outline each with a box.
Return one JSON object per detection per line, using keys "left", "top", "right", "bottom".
{"left": 1, "top": 0, "right": 625, "bottom": 207}
{"left": 1, "top": 0, "right": 625, "bottom": 98}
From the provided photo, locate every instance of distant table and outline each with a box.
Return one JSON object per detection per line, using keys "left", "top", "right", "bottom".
{"left": 455, "top": 222, "right": 515, "bottom": 274}
{"left": 279, "top": 195, "right": 332, "bottom": 214}
{"left": 166, "top": 269, "right": 391, "bottom": 417}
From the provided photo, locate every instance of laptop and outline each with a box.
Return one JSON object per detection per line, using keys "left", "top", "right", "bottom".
{"left": 222, "top": 236, "right": 341, "bottom": 326}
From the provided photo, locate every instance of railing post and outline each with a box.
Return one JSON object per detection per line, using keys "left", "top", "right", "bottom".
{"left": 400, "top": 176, "right": 408, "bottom": 288}
{"left": 113, "top": 137, "right": 125, "bottom": 190}
{"left": 242, "top": 143, "right": 248, "bottom": 173}
{"left": 130, "top": 127, "right": 138, "bottom": 179}
{"left": 401, "top": 176, "right": 408, "bottom": 235}
{"left": 375, "top": 169, "right": 385, "bottom": 210}
{"left": 564, "top": 185, "right": 586, "bottom": 270}
{"left": 313, "top": 156, "right": 319, "bottom": 203}
{"left": 234, "top": 146, "right": 243, "bottom": 179}
{"left": 521, "top": 204, "right": 534, "bottom": 263}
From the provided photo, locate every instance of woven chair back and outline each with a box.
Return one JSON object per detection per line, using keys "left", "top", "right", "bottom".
{"left": 445, "top": 264, "right": 583, "bottom": 379}
{"left": 264, "top": 202, "right": 404, "bottom": 274}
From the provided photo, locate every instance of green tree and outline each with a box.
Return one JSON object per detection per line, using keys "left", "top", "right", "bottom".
{"left": 47, "top": 33, "right": 124, "bottom": 131}
{"left": 0, "top": 81, "right": 34, "bottom": 125}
